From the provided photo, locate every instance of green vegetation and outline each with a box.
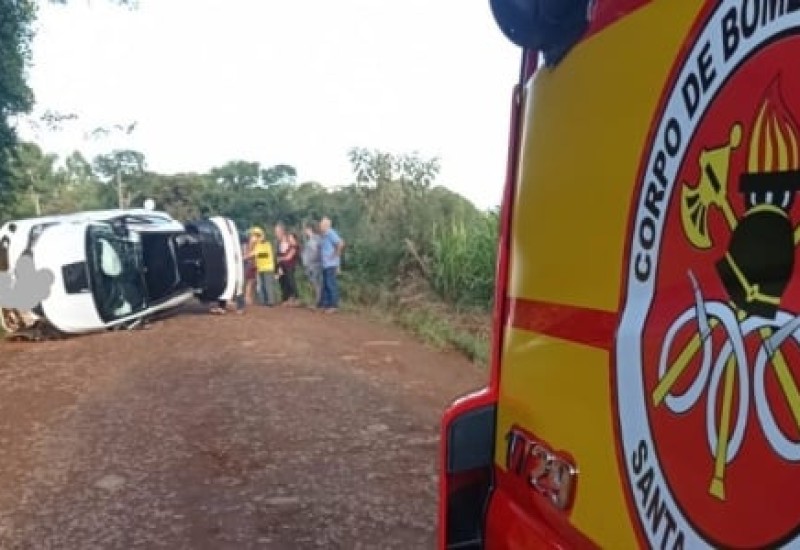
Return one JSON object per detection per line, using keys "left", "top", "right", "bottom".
{"left": 338, "top": 275, "right": 492, "bottom": 365}
{"left": 0, "top": 0, "right": 36, "bottom": 184}
{"left": 431, "top": 213, "right": 498, "bottom": 308}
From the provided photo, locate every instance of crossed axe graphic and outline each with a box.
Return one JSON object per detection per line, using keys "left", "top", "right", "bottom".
{"left": 652, "top": 122, "right": 800, "bottom": 501}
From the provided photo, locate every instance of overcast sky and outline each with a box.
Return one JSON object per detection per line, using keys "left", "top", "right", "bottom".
{"left": 20, "top": 0, "right": 520, "bottom": 209}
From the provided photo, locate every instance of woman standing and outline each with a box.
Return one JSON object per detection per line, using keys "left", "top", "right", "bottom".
{"left": 244, "top": 230, "right": 259, "bottom": 305}
{"left": 275, "top": 224, "right": 300, "bottom": 306}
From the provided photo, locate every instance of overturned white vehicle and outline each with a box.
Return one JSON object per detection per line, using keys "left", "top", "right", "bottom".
{"left": 0, "top": 208, "right": 243, "bottom": 339}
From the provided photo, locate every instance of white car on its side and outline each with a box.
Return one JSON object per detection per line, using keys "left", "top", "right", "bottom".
{"left": 0, "top": 208, "right": 244, "bottom": 339}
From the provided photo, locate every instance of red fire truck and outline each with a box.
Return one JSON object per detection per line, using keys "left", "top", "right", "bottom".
{"left": 440, "top": 0, "right": 800, "bottom": 547}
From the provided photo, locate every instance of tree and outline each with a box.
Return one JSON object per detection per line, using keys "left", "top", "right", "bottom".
{"left": 92, "top": 149, "right": 146, "bottom": 209}
{"left": 210, "top": 160, "right": 261, "bottom": 189}
{"left": 393, "top": 152, "right": 440, "bottom": 192}
{"left": 348, "top": 148, "right": 394, "bottom": 187}
{"left": 0, "top": 0, "right": 36, "bottom": 185}
{"left": 63, "top": 151, "right": 95, "bottom": 186}
{"left": 92, "top": 149, "right": 146, "bottom": 181}
{"left": 347, "top": 148, "right": 440, "bottom": 189}
{"left": 8, "top": 142, "right": 57, "bottom": 216}
{"left": 261, "top": 164, "right": 297, "bottom": 187}
{"left": 291, "top": 181, "right": 327, "bottom": 218}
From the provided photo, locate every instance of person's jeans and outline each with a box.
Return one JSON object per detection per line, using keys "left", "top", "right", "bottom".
{"left": 306, "top": 266, "right": 323, "bottom": 303}
{"left": 320, "top": 267, "right": 339, "bottom": 308}
{"left": 257, "top": 271, "right": 277, "bottom": 306}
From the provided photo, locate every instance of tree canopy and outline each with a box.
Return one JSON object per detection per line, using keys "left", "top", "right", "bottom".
{"left": 0, "top": 0, "right": 36, "bottom": 182}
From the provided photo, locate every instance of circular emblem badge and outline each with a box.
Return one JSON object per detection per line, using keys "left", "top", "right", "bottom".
{"left": 617, "top": 2, "right": 800, "bottom": 548}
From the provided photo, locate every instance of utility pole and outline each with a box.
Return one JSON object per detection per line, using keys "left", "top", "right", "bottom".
{"left": 116, "top": 165, "right": 124, "bottom": 209}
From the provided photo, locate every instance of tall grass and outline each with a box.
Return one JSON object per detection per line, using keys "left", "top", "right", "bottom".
{"left": 430, "top": 212, "right": 498, "bottom": 309}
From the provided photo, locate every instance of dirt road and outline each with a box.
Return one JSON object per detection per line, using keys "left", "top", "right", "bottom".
{"left": 0, "top": 305, "right": 486, "bottom": 549}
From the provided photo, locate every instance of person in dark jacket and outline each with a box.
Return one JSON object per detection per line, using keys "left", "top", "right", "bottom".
{"left": 275, "top": 223, "right": 299, "bottom": 306}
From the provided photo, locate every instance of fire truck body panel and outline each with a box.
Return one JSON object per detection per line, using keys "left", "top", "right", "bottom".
{"left": 490, "top": 3, "right": 702, "bottom": 547}
{"left": 442, "top": 0, "right": 800, "bottom": 548}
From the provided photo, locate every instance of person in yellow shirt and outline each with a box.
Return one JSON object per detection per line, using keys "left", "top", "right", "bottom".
{"left": 246, "top": 226, "right": 278, "bottom": 307}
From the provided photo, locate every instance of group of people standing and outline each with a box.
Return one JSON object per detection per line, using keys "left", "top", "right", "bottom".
{"left": 215, "top": 216, "right": 344, "bottom": 314}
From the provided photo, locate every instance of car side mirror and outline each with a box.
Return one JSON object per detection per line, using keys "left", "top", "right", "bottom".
{"left": 489, "top": 0, "right": 592, "bottom": 66}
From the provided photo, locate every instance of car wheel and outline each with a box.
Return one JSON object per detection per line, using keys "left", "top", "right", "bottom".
{"left": 1, "top": 308, "right": 24, "bottom": 333}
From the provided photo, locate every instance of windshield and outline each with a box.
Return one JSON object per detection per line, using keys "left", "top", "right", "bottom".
{"left": 86, "top": 224, "right": 147, "bottom": 322}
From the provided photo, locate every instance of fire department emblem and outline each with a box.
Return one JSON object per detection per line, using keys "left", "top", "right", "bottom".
{"left": 617, "top": 2, "right": 800, "bottom": 548}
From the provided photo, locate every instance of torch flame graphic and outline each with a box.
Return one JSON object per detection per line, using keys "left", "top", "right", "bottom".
{"left": 748, "top": 79, "right": 800, "bottom": 176}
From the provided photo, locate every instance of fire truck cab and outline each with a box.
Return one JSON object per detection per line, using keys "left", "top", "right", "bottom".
{"left": 440, "top": 0, "right": 800, "bottom": 548}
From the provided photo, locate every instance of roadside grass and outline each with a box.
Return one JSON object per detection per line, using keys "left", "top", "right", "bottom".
{"left": 394, "top": 307, "right": 490, "bottom": 365}
{"left": 338, "top": 274, "right": 491, "bottom": 367}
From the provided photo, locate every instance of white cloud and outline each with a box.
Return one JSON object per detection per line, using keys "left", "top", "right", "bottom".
{"left": 23, "top": 0, "right": 520, "bottom": 209}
